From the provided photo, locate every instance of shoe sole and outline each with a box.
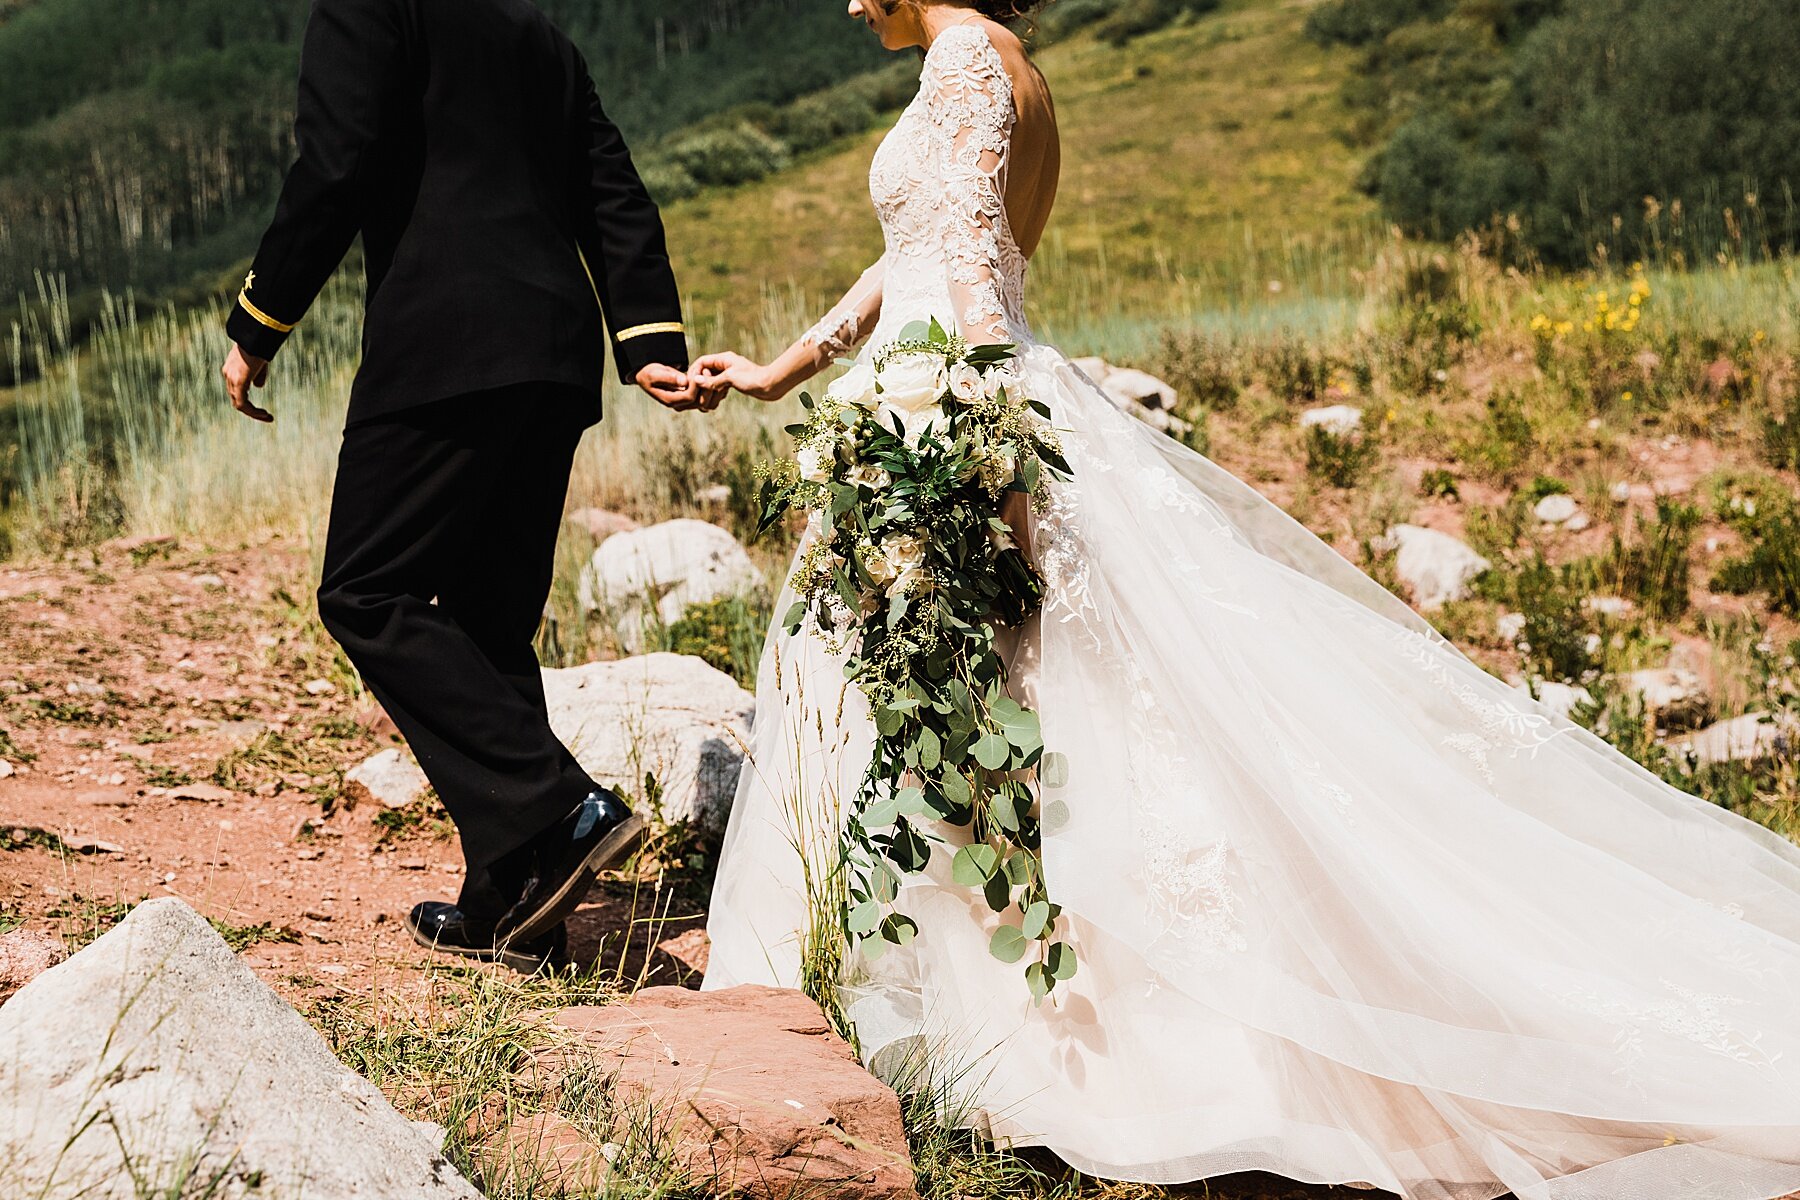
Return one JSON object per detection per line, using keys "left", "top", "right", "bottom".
{"left": 505, "top": 812, "right": 647, "bottom": 944}
{"left": 404, "top": 923, "right": 560, "bottom": 974}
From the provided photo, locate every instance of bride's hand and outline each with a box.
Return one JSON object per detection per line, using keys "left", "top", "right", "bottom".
{"left": 692, "top": 351, "right": 783, "bottom": 402}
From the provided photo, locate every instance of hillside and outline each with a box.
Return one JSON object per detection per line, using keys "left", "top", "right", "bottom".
{"left": 0, "top": 0, "right": 887, "bottom": 328}
{"left": 666, "top": 0, "right": 1380, "bottom": 352}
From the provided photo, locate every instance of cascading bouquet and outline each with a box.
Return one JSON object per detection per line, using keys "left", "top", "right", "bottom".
{"left": 757, "top": 318, "right": 1078, "bottom": 1001}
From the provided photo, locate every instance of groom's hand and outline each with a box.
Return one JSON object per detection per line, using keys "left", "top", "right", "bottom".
{"left": 221, "top": 344, "right": 273, "bottom": 422}
{"left": 635, "top": 363, "right": 706, "bottom": 412}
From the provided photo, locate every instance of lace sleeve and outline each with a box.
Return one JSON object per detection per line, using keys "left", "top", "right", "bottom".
{"left": 924, "top": 26, "right": 1016, "bottom": 344}
{"left": 802, "top": 254, "right": 887, "bottom": 362}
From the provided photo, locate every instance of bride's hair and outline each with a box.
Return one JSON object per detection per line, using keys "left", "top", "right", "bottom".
{"left": 884, "top": 0, "right": 1054, "bottom": 22}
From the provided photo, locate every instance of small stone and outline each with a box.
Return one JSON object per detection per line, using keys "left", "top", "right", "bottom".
{"left": 171, "top": 781, "right": 236, "bottom": 803}
{"left": 63, "top": 836, "right": 123, "bottom": 855}
{"left": 1533, "top": 494, "right": 1580, "bottom": 524}
{"left": 1564, "top": 511, "right": 1592, "bottom": 532}
{"left": 343, "top": 748, "right": 430, "bottom": 811}
{"left": 1586, "top": 596, "right": 1635, "bottom": 618}
{"left": 0, "top": 760, "right": 13, "bottom": 780}
{"left": 695, "top": 483, "right": 733, "bottom": 506}
{"left": 1609, "top": 481, "right": 1632, "bottom": 503}
{"left": 1299, "top": 405, "right": 1364, "bottom": 437}
{"left": 1623, "top": 667, "right": 1711, "bottom": 730}
{"left": 1496, "top": 613, "right": 1527, "bottom": 643}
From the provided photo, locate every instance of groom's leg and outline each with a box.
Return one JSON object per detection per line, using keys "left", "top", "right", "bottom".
{"left": 435, "top": 385, "right": 601, "bottom": 915}
{"left": 315, "top": 384, "right": 598, "bottom": 921}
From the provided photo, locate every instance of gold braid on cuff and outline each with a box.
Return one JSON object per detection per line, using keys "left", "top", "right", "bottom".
{"left": 237, "top": 290, "right": 296, "bottom": 334}
{"left": 614, "top": 321, "right": 684, "bottom": 342}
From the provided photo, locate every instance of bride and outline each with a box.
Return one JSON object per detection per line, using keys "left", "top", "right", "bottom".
{"left": 687, "top": 1, "right": 1800, "bottom": 1196}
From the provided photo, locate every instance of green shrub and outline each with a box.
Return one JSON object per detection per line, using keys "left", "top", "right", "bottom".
{"left": 1710, "top": 482, "right": 1800, "bottom": 614}
{"left": 1254, "top": 335, "right": 1331, "bottom": 404}
{"left": 1304, "top": 0, "right": 1453, "bottom": 46}
{"left": 1419, "top": 467, "right": 1460, "bottom": 498}
{"left": 659, "top": 596, "right": 770, "bottom": 688}
{"left": 1577, "top": 496, "right": 1700, "bottom": 620}
{"left": 1092, "top": 0, "right": 1222, "bottom": 46}
{"left": 1763, "top": 413, "right": 1800, "bottom": 473}
{"left": 1304, "top": 426, "right": 1378, "bottom": 489}
{"left": 1478, "top": 554, "right": 1600, "bottom": 682}
{"left": 665, "top": 123, "right": 791, "bottom": 188}
{"left": 1152, "top": 328, "right": 1243, "bottom": 412}
{"left": 1458, "top": 390, "right": 1535, "bottom": 482}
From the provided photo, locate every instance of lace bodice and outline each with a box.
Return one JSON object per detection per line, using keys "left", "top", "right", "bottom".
{"left": 803, "top": 24, "right": 1032, "bottom": 358}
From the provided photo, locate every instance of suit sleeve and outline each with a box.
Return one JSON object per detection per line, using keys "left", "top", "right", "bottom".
{"left": 225, "top": 0, "right": 403, "bottom": 361}
{"left": 568, "top": 50, "right": 688, "bottom": 384}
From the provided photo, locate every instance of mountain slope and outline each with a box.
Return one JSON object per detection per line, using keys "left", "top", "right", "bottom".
{"left": 667, "top": 0, "right": 1378, "bottom": 347}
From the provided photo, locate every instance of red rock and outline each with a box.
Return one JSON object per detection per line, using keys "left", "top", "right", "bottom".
{"left": 0, "top": 928, "right": 67, "bottom": 1004}
{"left": 565, "top": 507, "right": 639, "bottom": 541}
{"left": 536, "top": 985, "right": 917, "bottom": 1199}
{"left": 1703, "top": 357, "right": 1740, "bottom": 392}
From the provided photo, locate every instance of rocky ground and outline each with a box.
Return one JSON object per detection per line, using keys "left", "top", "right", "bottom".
{"left": 0, "top": 533, "right": 711, "bottom": 1016}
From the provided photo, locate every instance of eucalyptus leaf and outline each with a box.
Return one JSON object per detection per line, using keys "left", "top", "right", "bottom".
{"left": 974, "top": 732, "right": 1011, "bottom": 771}
{"left": 951, "top": 843, "right": 999, "bottom": 886}
{"left": 989, "top": 924, "right": 1028, "bottom": 964}
{"left": 1021, "top": 900, "right": 1051, "bottom": 939}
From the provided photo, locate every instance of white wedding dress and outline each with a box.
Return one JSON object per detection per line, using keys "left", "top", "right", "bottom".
{"left": 702, "top": 24, "right": 1800, "bottom": 1199}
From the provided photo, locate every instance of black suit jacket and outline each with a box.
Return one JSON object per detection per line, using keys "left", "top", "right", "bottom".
{"left": 226, "top": 0, "right": 687, "bottom": 423}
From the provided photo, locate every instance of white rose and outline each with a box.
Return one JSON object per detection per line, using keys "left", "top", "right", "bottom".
{"left": 866, "top": 533, "right": 926, "bottom": 592}
{"left": 948, "top": 361, "right": 983, "bottom": 402}
{"left": 826, "top": 360, "right": 877, "bottom": 406}
{"left": 844, "top": 463, "right": 891, "bottom": 491}
{"left": 878, "top": 352, "right": 949, "bottom": 414}
{"left": 795, "top": 444, "right": 832, "bottom": 483}
{"left": 877, "top": 400, "right": 949, "bottom": 448}
{"left": 982, "top": 363, "right": 1021, "bottom": 399}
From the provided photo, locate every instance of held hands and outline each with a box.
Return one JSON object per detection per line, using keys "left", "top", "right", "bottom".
{"left": 635, "top": 363, "right": 723, "bottom": 413}
{"left": 221, "top": 344, "right": 273, "bottom": 422}
{"left": 690, "top": 352, "right": 783, "bottom": 402}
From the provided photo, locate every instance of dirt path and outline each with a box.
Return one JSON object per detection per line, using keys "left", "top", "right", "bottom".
{"left": 0, "top": 534, "right": 708, "bottom": 1014}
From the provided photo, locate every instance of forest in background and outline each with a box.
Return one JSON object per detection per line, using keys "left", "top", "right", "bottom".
{"left": 1307, "top": 0, "right": 1800, "bottom": 266}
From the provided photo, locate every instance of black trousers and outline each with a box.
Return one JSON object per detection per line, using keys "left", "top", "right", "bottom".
{"left": 317, "top": 382, "right": 601, "bottom": 920}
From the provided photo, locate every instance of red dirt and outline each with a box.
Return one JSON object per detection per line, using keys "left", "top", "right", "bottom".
{"left": 0, "top": 534, "right": 708, "bottom": 1014}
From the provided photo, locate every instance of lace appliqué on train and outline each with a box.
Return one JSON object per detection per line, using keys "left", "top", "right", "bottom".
{"left": 1392, "top": 626, "right": 1576, "bottom": 781}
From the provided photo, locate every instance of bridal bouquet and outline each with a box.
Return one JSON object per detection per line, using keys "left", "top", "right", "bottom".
{"left": 758, "top": 319, "right": 1078, "bottom": 1000}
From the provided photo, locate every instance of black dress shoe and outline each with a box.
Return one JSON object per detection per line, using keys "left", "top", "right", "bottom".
{"left": 405, "top": 901, "right": 567, "bottom": 973}
{"left": 498, "top": 789, "right": 645, "bottom": 943}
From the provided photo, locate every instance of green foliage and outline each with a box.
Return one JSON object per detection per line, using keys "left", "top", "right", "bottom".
{"left": 1476, "top": 553, "right": 1599, "bottom": 681}
{"left": 1419, "top": 467, "right": 1460, "bottom": 498}
{"left": 1151, "top": 328, "right": 1243, "bottom": 412}
{"left": 761, "top": 325, "right": 1077, "bottom": 999}
{"left": 1314, "top": 0, "right": 1800, "bottom": 266}
{"left": 1709, "top": 475, "right": 1800, "bottom": 614}
{"left": 1458, "top": 389, "right": 1535, "bottom": 482}
{"left": 1304, "top": 426, "right": 1378, "bottom": 488}
{"left": 1763, "top": 413, "right": 1800, "bottom": 473}
{"left": 660, "top": 596, "right": 769, "bottom": 688}
{"left": 663, "top": 123, "right": 792, "bottom": 189}
{"left": 1578, "top": 496, "right": 1700, "bottom": 621}
{"left": 1088, "top": 0, "right": 1222, "bottom": 46}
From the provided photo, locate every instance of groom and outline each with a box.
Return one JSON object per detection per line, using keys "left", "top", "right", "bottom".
{"left": 219, "top": 0, "right": 711, "bottom": 970}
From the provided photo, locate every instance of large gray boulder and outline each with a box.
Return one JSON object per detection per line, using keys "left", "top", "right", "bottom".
{"left": 577, "top": 519, "right": 763, "bottom": 641}
{"left": 0, "top": 898, "right": 479, "bottom": 1199}
{"left": 544, "top": 653, "right": 755, "bottom": 832}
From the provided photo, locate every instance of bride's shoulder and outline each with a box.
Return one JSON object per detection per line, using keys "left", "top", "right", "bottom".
{"left": 924, "top": 21, "right": 1018, "bottom": 87}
